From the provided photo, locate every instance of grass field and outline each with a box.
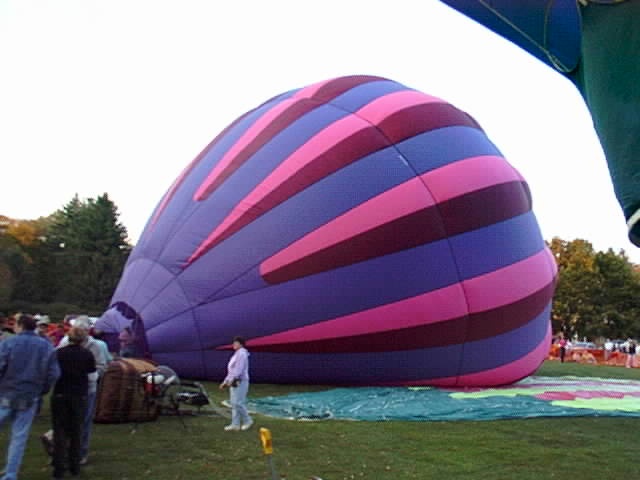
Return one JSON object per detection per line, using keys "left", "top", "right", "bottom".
{"left": 3, "top": 361, "right": 640, "bottom": 480}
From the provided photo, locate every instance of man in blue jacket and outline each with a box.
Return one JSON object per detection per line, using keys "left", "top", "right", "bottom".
{"left": 0, "top": 314, "right": 60, "bottom": 480}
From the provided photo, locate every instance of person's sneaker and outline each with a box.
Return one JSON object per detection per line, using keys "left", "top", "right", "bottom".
{"left": 224, "top": 424, "right": 240, "bottom": 431}
{"left": 79, "top": 455, "right": 89, "bottom": 466}
{"left": 40, "top": 432, "right": 54, "bottom": 456}
{"left": 240, "top": 420, "right": 254, "bottom": 431}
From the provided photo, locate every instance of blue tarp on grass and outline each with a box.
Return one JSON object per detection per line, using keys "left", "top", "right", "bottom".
{"left": 250, "top": 376, "right": 640, "bottom": 421}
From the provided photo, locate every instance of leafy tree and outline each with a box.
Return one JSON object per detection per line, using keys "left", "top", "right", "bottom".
{"left": 549, "top": 237, "right": 640, "bottom": 340}
{"left": 46, "top": 193, "right": 130, "bottom": 309}
{"left": 548, "top": 237, "right": 601, "bottom": 338}
{"left": 593, "top": 249, "right": 640, "bottom": 339}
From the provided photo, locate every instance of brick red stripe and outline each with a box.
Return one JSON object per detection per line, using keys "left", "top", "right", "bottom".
{"left": 187, "top": 101, "right": 481, "bottom": 263}
{"left": 196, "top": 76, "right": 386, "bottom": 200}
{"left": 247, "top": 279, "right": 554, "bottom": 353}
{"left": 262, "top": 180, "right": 531, "bottom": 284}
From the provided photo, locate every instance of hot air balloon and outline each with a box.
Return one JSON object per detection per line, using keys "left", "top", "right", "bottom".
{"left": 440, "top": 0, "right": 640, "bottom": 245}
{"left": 97, "top": 75, "right": 557, "bottom": 387}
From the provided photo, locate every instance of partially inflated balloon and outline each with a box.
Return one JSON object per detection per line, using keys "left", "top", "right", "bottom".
{"left": 98, "top": 75, "right": 556, "bottom": 387}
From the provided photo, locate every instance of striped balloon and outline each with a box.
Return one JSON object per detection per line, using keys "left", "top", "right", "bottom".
{"left": 99, "top": 76, "right": 557, "bottom": 387}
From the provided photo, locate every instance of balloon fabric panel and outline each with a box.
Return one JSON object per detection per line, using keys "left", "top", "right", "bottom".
{"left": 98, "top": 76, "right": 555, "bottom": 387}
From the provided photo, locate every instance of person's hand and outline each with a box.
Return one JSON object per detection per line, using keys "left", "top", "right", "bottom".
{"left": 219, "top": 382, "right": 227, "bottom": 390}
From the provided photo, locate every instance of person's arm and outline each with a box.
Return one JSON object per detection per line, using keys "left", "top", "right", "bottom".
{"left": 0, "top": 341, "right": 10, "bottom": 380}
{"left": 88, "top": 340, "right": 107, "bottom": 376}
{"left": 43, "top": 349, "right": 61, "bottom": 395}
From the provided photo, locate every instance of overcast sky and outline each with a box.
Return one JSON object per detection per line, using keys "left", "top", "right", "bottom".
{"left": 1, "top": 1, "right": 635, "bottom": 262}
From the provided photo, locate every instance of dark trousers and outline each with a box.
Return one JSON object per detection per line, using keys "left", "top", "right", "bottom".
{"left": 51, "top": 393, "right": 87, "bottom": 476}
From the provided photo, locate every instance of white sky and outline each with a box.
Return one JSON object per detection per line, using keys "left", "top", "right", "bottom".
{"left": 1, "top": 1, "right": 635, "bottom": 262}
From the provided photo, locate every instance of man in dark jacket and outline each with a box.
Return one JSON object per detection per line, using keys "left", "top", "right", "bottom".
{"left": 51, "top": 326, "right": 96, "bottom": 479}
{"left": 0, "top": 314, "right": 60, "bottom": 480}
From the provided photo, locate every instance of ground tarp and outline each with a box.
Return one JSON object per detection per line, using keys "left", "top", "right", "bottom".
{"left": 250, "top": 376, "right": 640, "bottom": 421}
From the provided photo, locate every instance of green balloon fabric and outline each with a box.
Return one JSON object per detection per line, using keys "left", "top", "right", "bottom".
{"left": 250, "top": 376, "right": 640, "bottom": 421}
{"left": 568, "top": 1, "right": 640, "bottom": 244}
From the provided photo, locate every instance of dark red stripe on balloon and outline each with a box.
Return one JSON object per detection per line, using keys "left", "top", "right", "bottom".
{"left": 187, "top": 102, "right": 481, "bottom": 263}
{"left": 377, "top": 102, "right": 481, "bottom": 143}
{"left": 245, "top": 279, "right": 554, "bottom": 354}
{"left": 150, "top": 110, "right": 254, "bottom": 227}
{"left": 309, "top": 74, "right": 388, "bottom": 102}
{"left": 199, "top": 127, "right": 393, "bottom": 249}
{"left": 263, "top": 180, "right": 532, "bottom": 284}
{"left": 195, "top": 75, "right": 386, "bottom": 201}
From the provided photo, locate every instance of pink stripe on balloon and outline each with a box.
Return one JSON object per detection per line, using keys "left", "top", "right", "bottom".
{"left": 356, "top": 89, "right": 443, "bottom": 124}
{"left": 453, "top": 323, "right": 550, "bottom": 387}
{"left": 259, "top": 172, "right": 542, "bottom": 283}
{"left": 463, "top": 249, "right": 553, "bottom": 313}
{"left": 249, "top": 251, "right": 552, "bottom": 348}
{"left": 422, "top": 156, "right": 521, "bottom": 203}
{"left": 189, "top": 92, "right": 441, "bottom": 260}
{"left": 259, "top": 177, "right": 435, "bottom": 277}
{"left": 193, "top": 98, "right": 300, "bottom": 201}
{"left": 292, "top": 77, "right": 338, "bottom": 99}
{"left": 192, "top": 115, "right": 375, "bottom": 256}
{"left": 246, "top": 283, "right": 468, "bottom": 347}
{"left": 374, "top": 322, "right": 551, "bottom": 387}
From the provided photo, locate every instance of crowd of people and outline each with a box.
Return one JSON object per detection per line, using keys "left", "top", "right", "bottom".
{"left": 0, "top": 311, "right": 139, "bottom": 480}
{"left": 552, "top": 334, "right": 639, "bottom": 368}
{"left": 0, "top": 311, "right": 254, "bottom": 479}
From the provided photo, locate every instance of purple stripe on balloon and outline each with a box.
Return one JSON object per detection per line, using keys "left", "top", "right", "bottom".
{"left": 209, "top": 307, "right": 551, "bottom": 385}
{"left": 149, "top": 109, "right": 255, "bottom": 229}
{"left": 261, "top": 180, "right": 531, "bottom": 284}
{"left": 186, "top": 92, "right": 476, "bottom": 264}
{"left": 228, "top": 249, "right": 553, "bottom": 351}
{"left": 221, "top": 248, "right": 552, "bottom": 348}
{"left": 193, "top": 75, "right": 386, "bottom": 201}
{"left": 243, "top": 281, "right": 553, "bottom": 353}
{"left": 386, "top": 323, "right": 552, "bottom": 387}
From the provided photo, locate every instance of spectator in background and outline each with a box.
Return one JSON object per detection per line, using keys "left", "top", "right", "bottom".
{"left": 51, "top": 327, "right": 96, "bottom": 479}
{"left": 58, "top": 316, "right": 107, "bottom": 466}
{"left": 558, "top": 336, "right": 568, "bottom": 363}
{"left": 118, "top": 327, "right": 135, "bottom": 358}
{"left": 0, "top": 314, "right": 60, "bottom": 480}
{"left": 604, "top": 339, "right": 614, "bottom": 362}
{"left": 0, "top": 314, "right": 14, "bottom": 342}
{"left": 36, "top": 316, "right": 52, "bottom": 343}
{"left": 50, "top": 324, "right": 66, "bottom": 347}
{"left": 626, "top": 339, "right": 637, "bottom": 368}
{"left": 91, "top": 329, "right": 113, "bottom": 363}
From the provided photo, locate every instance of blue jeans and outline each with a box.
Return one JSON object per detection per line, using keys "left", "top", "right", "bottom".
{"left": 229, "top": 381, "right": 251, "bottom": 427}
{"left": 0, "top": 400, "right": 39, "bottom": 480}
{"left": 80, "top": 391, "right": 97, "bottom": 459}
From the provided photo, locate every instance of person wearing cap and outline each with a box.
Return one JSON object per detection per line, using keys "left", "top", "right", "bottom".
{"left": 36, "top": 316, "right": 52, "bottom": 343}
{"left": 0, "top": 314, "right": 60, "bottom": 480}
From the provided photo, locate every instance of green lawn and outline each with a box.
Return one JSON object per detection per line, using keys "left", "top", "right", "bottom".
{"left": 4, "top": 361, "right": 640, "bottom": 480}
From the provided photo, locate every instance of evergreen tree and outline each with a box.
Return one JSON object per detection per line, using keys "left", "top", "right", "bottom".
{"left": 47, "top": 193, "right": 130, "bottom": 309}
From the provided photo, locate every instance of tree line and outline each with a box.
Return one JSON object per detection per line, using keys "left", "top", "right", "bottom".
{"left": 1, "top": 195, "right": 640, "bottom": 339}
{"left": 548, "top": 237, "right": 640, "bottom": 340}
{"left": 0, "top": 194, "right": 130, "bottom": 316}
